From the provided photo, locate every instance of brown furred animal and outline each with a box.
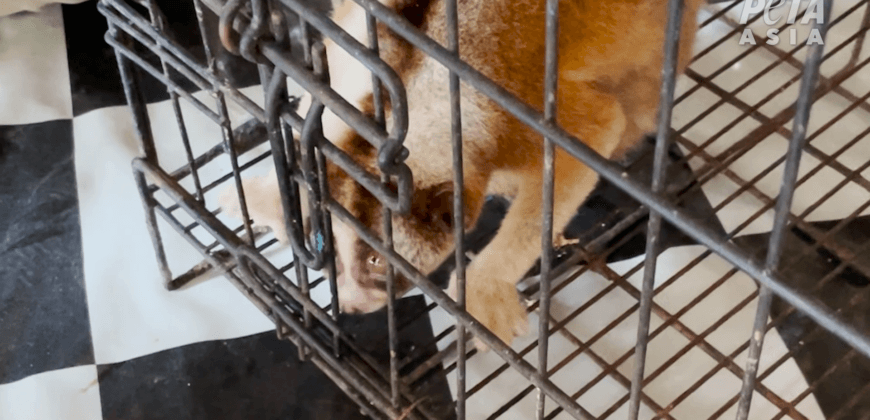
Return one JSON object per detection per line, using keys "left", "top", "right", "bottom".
{"left": 220, "top": 0, "right": 705, "bottom": 350}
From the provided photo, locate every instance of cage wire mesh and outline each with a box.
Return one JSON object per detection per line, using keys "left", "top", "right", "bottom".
{"left": 97, "top": 0, "right": 870, "bottom": 418}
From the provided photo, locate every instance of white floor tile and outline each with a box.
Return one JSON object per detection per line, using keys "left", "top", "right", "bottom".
{"left": 675, "top": 8, "right": 870, "bottom": 237}
{"left": 0, "top": 0, "right": 88, "bottom": 17}
{"left": 0, "top": 5, "right": 73, "bottom": 125}
{"left": 0, "top": 365, "right": 102, "bottom": 420}
{"left": 428, "top": 245, "right": 827, "bottom": 419}
{"left": 73, "top": 86, "right": 299, "bottom": 365}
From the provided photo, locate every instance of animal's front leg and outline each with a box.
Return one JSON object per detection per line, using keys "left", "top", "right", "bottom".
{"left": 449, "top": 154, "right": 603, "bottom": 351}
{"left": 448, "top": 262, "right": 531, "bottom": 352}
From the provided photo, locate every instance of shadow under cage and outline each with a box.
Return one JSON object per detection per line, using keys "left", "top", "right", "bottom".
{"left": 96, "top": 0, "right": 870, "bottom": 418}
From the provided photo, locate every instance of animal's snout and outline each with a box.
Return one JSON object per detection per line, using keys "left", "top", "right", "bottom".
{"left": 330, "top": 255, "right": 389, "bottom": 314}
{"left": 336, "top": 280, "right": 389, "bottom": 314}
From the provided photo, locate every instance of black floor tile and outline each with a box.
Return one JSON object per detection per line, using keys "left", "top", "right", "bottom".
{"left": 63, "top": 0, "right": 261, "bottom": 116}
{"left": 0, "top": 120, "right": 94, "bottom": 384}
{"left": 735, "top": 217, "right": 870, "bottom": 419}
{"left": 338, "top": 295, "right": 456, "bottom": 419}
{"left": 98, "top": 296, "right": 453, "bottom": 420}
{"left": 98, "top": 330, "right": 373, "bottom": 420}
{"left": 560, "top": 135, "right": 726, "bottom": 263}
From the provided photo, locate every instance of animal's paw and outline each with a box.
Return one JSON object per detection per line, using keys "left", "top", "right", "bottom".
{"left": 447, "top": 270, "right": 529, "bottom": 352}
{"left": 216, "top": 172, "right": 288, "bottom": 244}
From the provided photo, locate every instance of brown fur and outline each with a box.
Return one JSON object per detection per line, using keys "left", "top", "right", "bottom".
{"left": 221, "top": 0, "right": 705, "bottom": 349}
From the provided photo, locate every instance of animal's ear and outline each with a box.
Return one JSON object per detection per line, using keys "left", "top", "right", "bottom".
{"left": 416, "top": 181, "right": 456, "bottom": 230}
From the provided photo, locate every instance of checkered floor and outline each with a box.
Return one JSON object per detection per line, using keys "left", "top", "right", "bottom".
{"left": 1, "top": 1, "right": 869, "bottom": 419}
{"left": 0, "top": 3, "right": 375, "bottom": 419}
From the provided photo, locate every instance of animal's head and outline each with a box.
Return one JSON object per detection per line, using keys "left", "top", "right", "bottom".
{"left": 322, "top": 135, "right": 468, "bottom": 314}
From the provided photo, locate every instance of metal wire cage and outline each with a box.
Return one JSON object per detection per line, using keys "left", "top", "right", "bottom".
{"left": 97, "top": 0, "right": 870, "bottom": 418}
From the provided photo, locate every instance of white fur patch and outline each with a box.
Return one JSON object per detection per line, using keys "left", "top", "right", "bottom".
{"left": 294, "top": 0, "right": 380, "bottom": 148}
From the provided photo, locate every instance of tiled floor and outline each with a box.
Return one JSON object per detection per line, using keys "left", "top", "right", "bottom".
{"left": 0, "top": 2, "right": 383, "bottom": 419}
{"left": 1, "top": 0, "right": 869, "bottom": 419}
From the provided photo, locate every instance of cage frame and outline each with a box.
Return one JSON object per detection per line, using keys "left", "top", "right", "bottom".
{"left": 96, "top": 0, "right": 870, "bottom": 418}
